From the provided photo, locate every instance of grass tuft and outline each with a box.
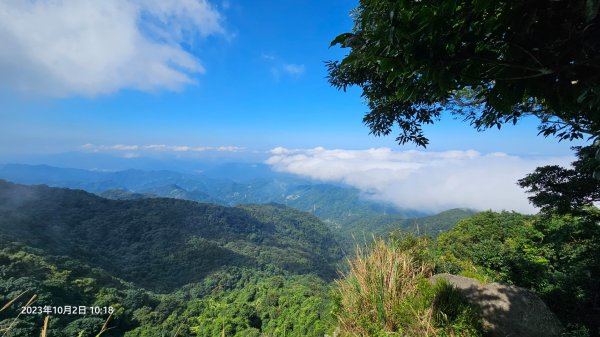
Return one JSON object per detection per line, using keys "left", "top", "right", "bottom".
{"left": 334, "top": 236, "right": 483, "bottom": 336}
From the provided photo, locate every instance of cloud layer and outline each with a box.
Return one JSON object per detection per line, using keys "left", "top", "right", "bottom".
{"left": 82, "top": 143, "right": 244, "bottom": 156}
{"left": 266, "top": 147, "right": 573, "bottom": 213}
{"left": 0, "top": 0, "right": 225, "bottom": 96}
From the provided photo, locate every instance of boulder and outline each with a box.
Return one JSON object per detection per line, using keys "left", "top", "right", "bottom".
{"left": 431, "top": 273, "right": 563, "bottom": 337}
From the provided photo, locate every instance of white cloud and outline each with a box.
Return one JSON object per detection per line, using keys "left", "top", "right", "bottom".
{"left": 123, "top": 152, "right": 140, "bottom": 159}
{"left": 0, "top": 0, "right": 225, "bottom": 97}
{"left": 282, "top": 64, "right": 305, "bottom": 76}
{"left": 81, "top": 143, "right": 244, "bottom": 153}
{"left": 265, "top": 147, "right": 574, "bottom": 213}
{"left": 112, "top": 144, "right": 140, "bottom": 151}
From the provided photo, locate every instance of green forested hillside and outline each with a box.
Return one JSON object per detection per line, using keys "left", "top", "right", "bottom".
{"left": 0, "top": 180, "right": 344, "bottom": 336}
{"left": 336, "top": 208, "right": 476, "bottom": 246}
{"left": 0, "top": 180, "right": 342, "bottom": 291}
{"left": 2, "top": 179, "right": 597, "bottom": 336}
{"left": 0, "top": 242, "right": 336, "bottom": 337}
{"left": 397, "top": 208, "right": 478, "bottom": 236}
{"left": 98, "top": 188, "right": 156, "bottom": 200}
{"left": 433, "top": 210, "right": 600, "bottom": 335}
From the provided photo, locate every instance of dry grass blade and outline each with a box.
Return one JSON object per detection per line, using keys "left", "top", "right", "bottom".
{"left": 1, "top": 293, "right": 37, "bottom": 337}
{"left": 95, "top": 312, "right": 113, "bottom": 337}
{"left": 0, "top": 290, "right": 28, "bottom": 313}
{"left": 41, "top": 316, "right": 49, "bottom": 337}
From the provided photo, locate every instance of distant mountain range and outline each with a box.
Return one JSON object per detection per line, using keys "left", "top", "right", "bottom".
{"left": 0, "top": 163, "right": 412, "bottom": 217}
{"left": 0, "top": 163, "right": 476, "bottom": 243}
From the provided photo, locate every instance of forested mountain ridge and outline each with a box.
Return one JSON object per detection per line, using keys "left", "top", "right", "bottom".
{"left": 0, "top": 164, "right": 478, "bottom": 246}
{"left": 0, "top": 180, "right": 342, "bottom": 292}
{"left": 332, "top": 208, "right": 476, "bottom": 246}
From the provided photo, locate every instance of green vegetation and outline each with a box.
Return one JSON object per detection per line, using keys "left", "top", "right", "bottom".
{"left": 0, "top": 164, "right": 479, "bottom": 250}
{"left": 0, "top": 242, "right": 336, "bottom": 336}
{"left": 518, "top": 144, "right": 600, "bottom": 214}
{"left": 390, "top": 208, "right": 477, "bottom": 237}
{"left": 327, "top": 0, "right": 600, "bottom": 147}
{"left": 0, "top": 180, "right": 342, "bottom": 291}
{"left": 0, "top": 163, "right": 421, "bottom": 230}
{"left": 2, "top": 1, "right": 599, "bottom": 335}
{"left": 1, "top": 170, "right": 599, "bottom": 335}
{"left": 335, "top": 150, "right": 600, "bottom": 335}
{"left": 0, "top": 180, "right": 344, "bottom": 336}
{"left": 326, "top": 3, "right": 600, "bottom": 330}
{"left": 334, "top": 207, "right": 600, "bottom": 336}
{"left": 434, "top": 210, "right": 600, "bottom": 334}
{"left": 0, "top": 242, "right": 146, "bottom": 336}
{"left": 188, "top": 275, "right": 333, "bottom": 337}
{"left": 334, "top": 238, "right": 482, "bottom": 336}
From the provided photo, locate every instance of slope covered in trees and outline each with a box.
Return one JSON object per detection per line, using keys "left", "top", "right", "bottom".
{"left": 0, "top": 241, "right": 336, "bottom": 337}
{"left": 0, "top": 180, "right": 342, "bottom": 291}
{"left": 2, "top": 179, "right": 597, "bottom": 335}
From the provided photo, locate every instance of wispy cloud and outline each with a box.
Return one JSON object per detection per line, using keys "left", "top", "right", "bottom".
{"left": 82, "top": 143, "right": 244, "bottom": 153}
{"left": 266, "top": 147, "right": 574, "bottom": 213}
{"left": 0, "top": 0, "right": 226, "bottom": 97}
{"left": 282, "top": 64, "right": 305, "bottom": 76}
{"left": 260, "top": 53, "right": 305, "bottom": 79}
{"left": 261, "top": 53, "right": 276, "bottom": 61}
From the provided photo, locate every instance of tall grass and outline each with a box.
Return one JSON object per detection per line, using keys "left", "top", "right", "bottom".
{"left": 334, "top": 237, "right": 482, "bottom": 337}
{"left": 0, "top": 292, "right": 37, "bottom": 337}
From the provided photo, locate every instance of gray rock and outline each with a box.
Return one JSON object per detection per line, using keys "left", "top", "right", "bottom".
{"left": 431, "top": 273, "right": 563, "bottom": 337}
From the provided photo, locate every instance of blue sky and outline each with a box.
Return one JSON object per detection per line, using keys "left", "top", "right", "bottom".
{"left": 0, "top": 0, "right": 589, "bottom": 212}
{"left": 0, "top": 0, "right": 585, "bottom": 160}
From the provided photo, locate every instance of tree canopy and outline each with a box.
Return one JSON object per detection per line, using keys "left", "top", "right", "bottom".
{"left": 518, "top": 144, "right": 600, "bottom": 214}
{"left": 327, "top": 0, "right": 600, "bottom": 147}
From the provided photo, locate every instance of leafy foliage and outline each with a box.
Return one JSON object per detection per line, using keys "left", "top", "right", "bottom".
{"left": 332, "top": 208, "right": 475, "bottom": 250}
{"left": 189, "top": 275, "right": 334, "bottom": 337}
{"left": 518, "top": 144, "right": 600, "bottom": 214}
{"left": 0, "top": 243, "right": 336, "bottom": 336}
{"left": 3, "top": 178, "right": 598, "bottom": 336}
{"left": 327, "top": 0, "right": 600, "bottom": 146}
{"left": 435, "top": 210, "right": 600, "bottom": 335}
{"left": 0, "top": 242, "right": 145, "bottom": 336}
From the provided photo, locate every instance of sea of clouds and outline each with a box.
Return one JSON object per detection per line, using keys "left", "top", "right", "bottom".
{"left": 266, "top": 147, "right": 573, "bottom": 213}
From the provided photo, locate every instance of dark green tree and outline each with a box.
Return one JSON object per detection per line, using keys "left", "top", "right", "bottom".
{"left": 327, "top": 0, "right": 600, "bottom": 147}
{"left": 518, "top": 144, "right": 600, "bottom": 214}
